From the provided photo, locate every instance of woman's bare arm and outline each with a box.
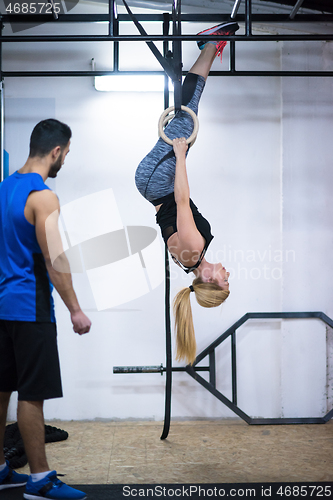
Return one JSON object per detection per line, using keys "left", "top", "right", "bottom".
{"left": 173, "top": 138, "right": 190, "bottom": 205}
{"left": 172, "top": 138, "right": 204, "bottom": 251}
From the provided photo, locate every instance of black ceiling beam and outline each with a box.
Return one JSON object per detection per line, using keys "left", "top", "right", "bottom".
{"left": 1, "top": 13, "right": 332, "bottom": 23}
{"left": 3, "top": 70, "right": 333, "bottom": 77}
{"left": 1, "top": 34, "right": 332, "bottom": 42}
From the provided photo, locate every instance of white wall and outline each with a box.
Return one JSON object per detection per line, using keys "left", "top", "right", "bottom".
{"left": 3, "top": 5, "right": 333, "bottom": 421}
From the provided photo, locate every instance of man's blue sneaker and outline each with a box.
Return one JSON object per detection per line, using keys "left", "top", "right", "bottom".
{"left": 23, "top": 471, "right": 87, "bottom": 500}
{"left": 0, "top": 461, "right": 29, "bottom": 490}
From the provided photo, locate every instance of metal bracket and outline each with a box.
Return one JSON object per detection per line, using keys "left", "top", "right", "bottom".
{"left": 122, "top": 0, "right": 179, "bottom": 83}
{"left": 47, "top": 0, "right": 59, "bottom": 20}
{"left": 113, "top": 311, "right": 333, "bottom": 437}
{"left": 290, "top": 0, "right": 306, "bottom": 19}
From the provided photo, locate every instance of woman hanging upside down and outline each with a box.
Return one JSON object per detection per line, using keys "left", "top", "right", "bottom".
{"left": 135, "top": 21, "right": 239, "bottom": 365}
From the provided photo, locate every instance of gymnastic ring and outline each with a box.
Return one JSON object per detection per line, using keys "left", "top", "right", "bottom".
{"left": 158, "top": 105, "right": 199, "bottom": 146}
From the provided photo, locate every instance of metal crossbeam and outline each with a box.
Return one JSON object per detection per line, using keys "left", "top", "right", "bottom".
{"left": 113, "top": 365, "right": 209, "bottom": 374}
{"left": 2, "top": 13, "right": 333, "bottom": 23}
{"left": 1, "top": 34, "right": 333, "bottom": 42}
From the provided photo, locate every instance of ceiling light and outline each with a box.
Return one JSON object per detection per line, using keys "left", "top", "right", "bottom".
{"left": 94, "top": 74, "right": 169, "bottom": 92}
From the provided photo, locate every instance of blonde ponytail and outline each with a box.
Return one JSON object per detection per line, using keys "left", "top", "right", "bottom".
{"left": 173, "top": 286, "right": 196, "bottom": 365}
{"left": 173, "top": 278, "right": 230, "bottom": 365}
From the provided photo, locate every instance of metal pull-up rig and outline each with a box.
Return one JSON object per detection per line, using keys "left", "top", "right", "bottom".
{"left": 0, "top": 0, "right": 332, "bottom": 439}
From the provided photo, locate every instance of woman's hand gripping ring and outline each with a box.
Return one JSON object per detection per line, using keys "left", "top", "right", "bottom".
{"left": 158, "top": 105, "right": 199, "bottom": 146}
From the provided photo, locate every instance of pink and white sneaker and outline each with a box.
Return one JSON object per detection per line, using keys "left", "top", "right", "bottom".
{"left": 197, "top": 21, "right": 239, "bottom": 59}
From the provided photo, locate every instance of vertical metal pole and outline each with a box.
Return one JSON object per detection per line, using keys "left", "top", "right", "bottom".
{"left": 172, "top": 0, "right": 182, "bottom": 112}
{"left": 160, "top": 13, "right": 172, "bottom": 441}
{"left": 229, "top": 0, "right": 237, "bottom": 74}
{"left": 113, "top": 17, "right": 119, "bottom": 73}
{"left": 230, "top": 41, "right": 236, "bottom": 73}
{"left": 160, "top": 245, "right": 172, "bottom": 440}
{"left": 245, "top": 0, "right": 252, "bottom": 37}
{"left": 163, "top": 13, "right": 170, "bottom": 110}
{"left": 231, "top": 331, "right": 237, "bottom": 405}
{"left": 109, "top": 0, "right": 114, "bottom": 36}
{"left": 209, "top": 350, "right": 216, "bottom": 388}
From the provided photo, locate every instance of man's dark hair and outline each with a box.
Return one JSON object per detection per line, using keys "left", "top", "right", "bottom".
{"left": 29, "top": 119, "right": 72, "bottom": 158}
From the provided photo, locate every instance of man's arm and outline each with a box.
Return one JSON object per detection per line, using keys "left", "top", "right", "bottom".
{"left": 27, "top": 189, "right": 91, "bottom": 335}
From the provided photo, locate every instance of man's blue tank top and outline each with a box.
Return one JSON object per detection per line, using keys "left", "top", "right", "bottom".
{"left": 0, "top": 171, "right": 55, "bottom": 322}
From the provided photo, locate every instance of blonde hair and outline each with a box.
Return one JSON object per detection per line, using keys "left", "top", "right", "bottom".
{"left": 173, "top": 277, "right": 230, "bottom": 365}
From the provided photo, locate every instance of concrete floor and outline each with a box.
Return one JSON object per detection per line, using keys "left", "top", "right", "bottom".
{"left": 14, "top": 419, "right": 333, "bottom": 484}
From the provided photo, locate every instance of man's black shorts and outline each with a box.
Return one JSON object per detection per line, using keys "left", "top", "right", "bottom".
{"left": 0, "top": 320, "right": 63, "bottom": 400}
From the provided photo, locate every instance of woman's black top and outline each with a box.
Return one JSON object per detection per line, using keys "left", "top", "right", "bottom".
{"left": 154, "top": 192, "right": 214, "bottom": 274}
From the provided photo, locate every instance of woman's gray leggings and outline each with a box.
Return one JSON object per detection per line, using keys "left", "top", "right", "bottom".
{"left": 135, "top": 73, "right": 206, "bottom": 205}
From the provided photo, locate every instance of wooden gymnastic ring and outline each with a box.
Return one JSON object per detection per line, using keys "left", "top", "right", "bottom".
{"left": 158, "top": 105, "right": 199, "bottom": 146}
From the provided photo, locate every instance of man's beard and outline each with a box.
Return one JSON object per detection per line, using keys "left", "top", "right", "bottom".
{"left": 48, "top": 154, "right": 62, "bottom": 178}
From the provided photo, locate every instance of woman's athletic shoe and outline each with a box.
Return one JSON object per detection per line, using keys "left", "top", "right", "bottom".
{"left": 0, "top": 461, "right": 29, "bottom": 490}
{"left": 197, "top": 21, "right": 239, "bottom": 57}
{"left": 23, "top": 471, "right": 87, "bottom": 500}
